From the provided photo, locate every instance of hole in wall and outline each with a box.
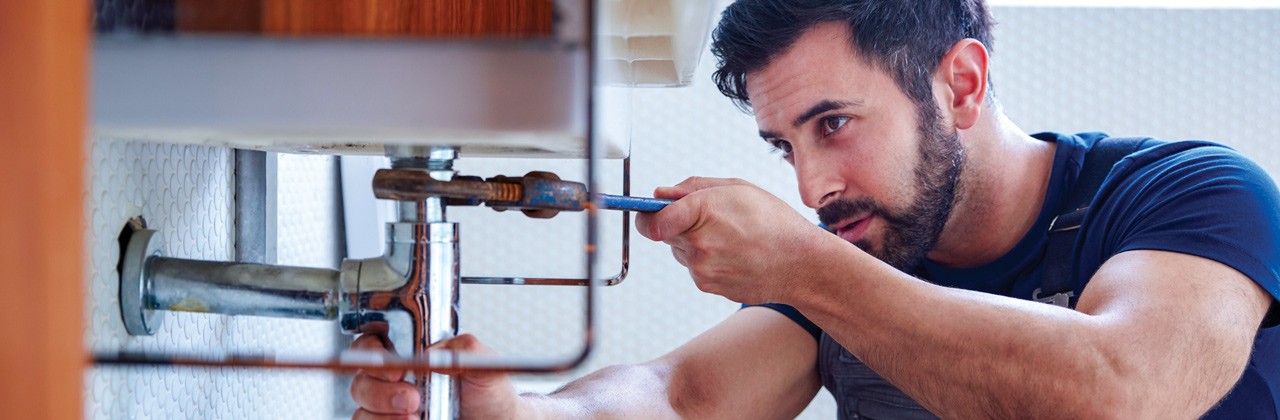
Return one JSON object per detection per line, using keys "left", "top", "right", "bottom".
{"left": 116, "top": 215, "right": 147, "bottom": 279}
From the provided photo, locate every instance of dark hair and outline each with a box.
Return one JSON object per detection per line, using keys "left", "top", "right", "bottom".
{"left": 710, "top": 0, "right": 995, "bottom": 113}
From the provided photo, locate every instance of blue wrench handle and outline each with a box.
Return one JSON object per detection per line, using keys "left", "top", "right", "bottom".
{"left": 599, "top": 194, "right": 673, "bottom": 212}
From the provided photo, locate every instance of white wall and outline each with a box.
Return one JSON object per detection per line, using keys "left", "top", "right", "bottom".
{"left": 460, "top": 5, "right": 1280, "bottom": 419}
{"left": 84, "top": 143, "right": 343, "bottom": 419}
{"left": 82, "top": 4, "right": 1280, "bottom": 419}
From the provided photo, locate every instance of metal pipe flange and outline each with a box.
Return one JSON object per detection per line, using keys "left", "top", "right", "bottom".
{"left": 120, "top": 228, "right": 164, "bottom": 336}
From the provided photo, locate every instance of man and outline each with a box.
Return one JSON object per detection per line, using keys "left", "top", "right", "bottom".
{"left": 352, "top": 1, "right": 1280, "bottom": 418}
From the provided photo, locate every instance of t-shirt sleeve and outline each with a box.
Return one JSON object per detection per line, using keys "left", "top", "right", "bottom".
{"left": 1087, "top": 143, "right": 1280, "bottom": 324}
{"left": 741, "top": 303, "right": 821, "bottom": 340}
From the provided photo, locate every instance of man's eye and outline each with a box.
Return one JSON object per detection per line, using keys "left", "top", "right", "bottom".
{"left": 821, "top": 116, "right": 850, "bottom": 136}
{"left": 769, "top": 140, "right": 794, "bottom": 157}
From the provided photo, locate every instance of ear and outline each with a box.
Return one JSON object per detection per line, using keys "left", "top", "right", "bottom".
{"left": 935, "top": 38, "right": 989, "bottom": 130}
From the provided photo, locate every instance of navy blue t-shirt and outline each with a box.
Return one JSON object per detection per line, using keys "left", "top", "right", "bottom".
{"left": 752, "top": 132, "right": 1280, "bottom": 417}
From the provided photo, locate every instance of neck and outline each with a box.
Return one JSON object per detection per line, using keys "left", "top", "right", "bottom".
{"left": 926, "top": 110, "right": 1055, "bottom": 268}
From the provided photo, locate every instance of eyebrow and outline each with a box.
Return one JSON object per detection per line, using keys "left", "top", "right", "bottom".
{"left": 759, "top": 99, "right": 863, "bottom": 141}
{"left": 792, "top": 99, "right": 861, "bottom": 129}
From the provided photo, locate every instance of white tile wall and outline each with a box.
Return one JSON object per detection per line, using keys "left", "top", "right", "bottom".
{"left": 455, "top": 5, "right": 1280, "bottom": 419}
{"left": 82, "top": 4, "right": 1280, "bottom": 420}
{"left": 991, "top": 6, "right": 1280, "bottom": 171}
{"left": 85, "top": 141, "right": 342, "bottom": 419}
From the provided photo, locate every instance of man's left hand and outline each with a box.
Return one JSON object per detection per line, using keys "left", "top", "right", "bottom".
{"left": 635, "top": 176, "right": 830, "bottom": 304}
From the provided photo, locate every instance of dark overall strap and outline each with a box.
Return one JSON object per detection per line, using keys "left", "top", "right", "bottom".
{"left": 1036, "top": 137, "right": 1149, "bottom": 308}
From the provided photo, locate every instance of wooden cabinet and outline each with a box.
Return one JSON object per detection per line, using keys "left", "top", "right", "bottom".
{"left": 96, "top": 0, "right": 555, "bottom": 37}
{"left": 0, "top": 0, "right": 88, "bottom": 418}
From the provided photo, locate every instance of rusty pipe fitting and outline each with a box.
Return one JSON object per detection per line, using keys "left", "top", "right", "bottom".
{"left": 372, "top": 169, "right": 589, "bottom": 219}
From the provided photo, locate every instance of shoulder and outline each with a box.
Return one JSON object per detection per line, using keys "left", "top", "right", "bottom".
{"left": 1079, "top": 138, "right": 1280, "bottom": 309}
{"left": 1103, "top": 140, "right": 1277, "bottom": 207}
{"left": 1091, "top": 138, "right": 1280, "bottom": 232}
{"left": 1119, "top": 140, "right": 1261, "bottom": 175}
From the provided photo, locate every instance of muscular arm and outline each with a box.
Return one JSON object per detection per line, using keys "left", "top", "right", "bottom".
{"left": 351, "top": 304, "right": 820, "bottom": 419}
{"left": 794, "top": 238, "right": 1271, "bottom": 418}
{"left": 524, "top": 306, "right": 821, "bottom": 419}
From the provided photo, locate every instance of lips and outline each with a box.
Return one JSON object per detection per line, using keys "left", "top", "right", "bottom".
{"left": 833, "top": 216, "right": 872, "bottom": 244}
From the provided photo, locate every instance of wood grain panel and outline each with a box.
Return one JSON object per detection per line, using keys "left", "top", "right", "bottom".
{"left": 0, "top": 0, "right": 88, "bottom": 418}
{"left": 173, "top": 0, "right": 553, "bottom": 37}
{"left": 175, "top": 0, "right": 261, "bottom": 32}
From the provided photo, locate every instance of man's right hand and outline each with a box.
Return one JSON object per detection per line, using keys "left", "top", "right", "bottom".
{"left": 350, "top": 308, "right": 821, "bottom": 419}
{"left": 349, "top": 333, "right": 531, "bottom": 420}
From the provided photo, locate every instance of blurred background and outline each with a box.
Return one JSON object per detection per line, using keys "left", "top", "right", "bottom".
{"left": 4, "top": 0, "right": 1279, "bottom": 418}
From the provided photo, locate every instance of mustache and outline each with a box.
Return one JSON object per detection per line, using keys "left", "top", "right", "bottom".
{"left": 817, "top": 197, "right": 879, "bottom": 230}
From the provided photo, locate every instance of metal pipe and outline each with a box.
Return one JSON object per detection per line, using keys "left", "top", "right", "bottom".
{"left": 104, "top": 2, "right": 600, "bottom": 394}
{"left": 386, "top": 146, "right": 460, "bottom": 420}
{"left": 422, "top": 222, "right": 459, "bottom": 419}
{"left": 148, "top": 257, "right": 340, "bottom": 320}
{"left": 233, "top": 149, "right": 275, "bottom": 264}
{"left": 422, "top": 147, "right": 460, "bottom": 420}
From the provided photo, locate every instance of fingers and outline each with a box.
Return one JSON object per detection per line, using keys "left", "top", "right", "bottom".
{"left": 636, "top": 196, "right": 699, "bottom": 242}
{"left": 655, "top": 176, "right": 750, "bottom": 200}
{"left": 351, "top": 333, "right": 388, "bottom": 352}
{"left": 352, "top": 408, "right": 418, "bottom": 420}
{"left": 349, "top": 334, "right": 419, "bottom": 415}
{"left": 642, "top": 177, "right": 755, "bottom": 241}
{"left": 634, "top": 212, "right": 655, "bottom": 239}
{"left": 429, "top": 333, "right": 489, "bottom": 353}
{"left": 351, "top": 334, "right": 404, "bottom": 382}
{"left": 350, "top": 334, "right": 514, "bottom": 418}
{"left": 350, "top": 372, "right": 421, "bottom": 415}
{"left": 430, "top": 334, "right": 509, "bottom": 390}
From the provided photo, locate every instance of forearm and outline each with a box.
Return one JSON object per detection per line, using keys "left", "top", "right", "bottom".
{"left": 518, "top": 308, "right": 823, "bottom": 419}
{"left": 802, "top": 274, "right": 1114, "bottom": 418}
{"left": 519, "top": 364, "right": 681, "bottom": 420}
{"left": 789, "top": 241, "right": 1251, "bottom": 418}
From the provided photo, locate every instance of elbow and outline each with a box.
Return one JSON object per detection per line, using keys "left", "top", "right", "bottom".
{"left": 1075, "top": 385, "right": 1144, "bottom": 420}
{"left": 1055, "top": 352, "right": 1165, "bottom": 419}
{"left": 1080, "top": 358, "right": 1147, "bottom": 419}
{"left": 1064, "top": 352, "right": 1244, "bottom": 419}
{"left": 659, "top": 359, "right": 726, "bottom": 418}
{"left": 1013, "top": 375, "right": 1146, "bottom": 419}
{"left": 1073, "top": 384, "right": 1205, "bottom": 420}
{"left": 565, "top": 362, "right": 682, "bottom": 419}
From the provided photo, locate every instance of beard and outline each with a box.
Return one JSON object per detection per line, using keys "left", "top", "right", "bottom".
{"left": 816, "top": 102, "right": 964, "bottom": 272}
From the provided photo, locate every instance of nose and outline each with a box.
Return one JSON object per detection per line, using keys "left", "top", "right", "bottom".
{"left": 794, "top": 151, "right": 843, "bottom": 209}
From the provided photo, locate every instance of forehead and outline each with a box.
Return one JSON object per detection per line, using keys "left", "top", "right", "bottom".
{"left": 745, "top": 22, "right": 899, "bottom": 127}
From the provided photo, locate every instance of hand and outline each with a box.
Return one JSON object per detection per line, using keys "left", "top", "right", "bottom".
{"left": 349, "top": 333, "right": 529, "bottom": 420}
{"left": 634, "top": 177, "right": 828, "bottom": 304}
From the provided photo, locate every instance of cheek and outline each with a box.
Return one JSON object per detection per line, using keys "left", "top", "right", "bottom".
{"left": 837, "top": 132, "right": 916, "bottom": 206}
